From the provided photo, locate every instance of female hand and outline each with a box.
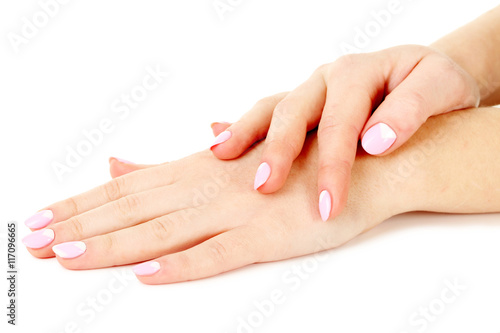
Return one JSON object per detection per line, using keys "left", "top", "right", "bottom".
{"left": 209, "top": 45, "right": 480, "bottom": 221}
{"left": 22, "top": 107, "right": 500, "bottom": 284}
{"left": 22, "top": 131, "right": 404, "bottom": 285}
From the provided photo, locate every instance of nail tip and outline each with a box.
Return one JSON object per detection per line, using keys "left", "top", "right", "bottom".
{"left": 52, "top": 241, "right": 86, "bottom": 259}
{"left": 253, "top": 162, "right": 271, "bottom": 190}
{"left": 319, "top": 190, "right": 332, "bottom": 222}
{"left": 24, "top": 210, "right": 54, "bottom": 229}
{"left": 210, "top": 130, "right": 232, "bottom": 149}
{"left": 110, "top": 157, "right": 135, "bottom": 164}
{"left": 133, "top": 261, "right": 161, "bottom": 276}
{"left": 362, "top": 123, "right": 397, "bottom": 155}
{"left": 22, "top": 229, "right": 55, "bottom": 249}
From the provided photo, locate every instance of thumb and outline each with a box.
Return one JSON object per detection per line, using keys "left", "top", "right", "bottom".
{"left": 361, "top": 56, "right": 479, "bottom": 155}
{"left": 109, "top": 157, "right": 158, "bottom": 178}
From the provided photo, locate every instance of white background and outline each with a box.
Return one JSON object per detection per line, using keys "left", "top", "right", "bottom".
{"left": 1, "top": 0, "right": 500, "bottom": 332}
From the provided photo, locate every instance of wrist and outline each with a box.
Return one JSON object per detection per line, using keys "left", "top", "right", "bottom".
{"left": 430, "top": 6, "right": 500, "bottom": 103}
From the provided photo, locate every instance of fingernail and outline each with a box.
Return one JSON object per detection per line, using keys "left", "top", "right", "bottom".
{"left": 52, "top": 241, "right": 86, "bottom": 259}
{"left": 361, "top": 123, "right": 397, "bottom": 155}
{"left": 25, "top": 210, "right": 53, "bottom": 229}
{"left": 133, "top": 261, "right": 161, "bottom": 276}
{"left": 254, "top": 162, "right": 271, "bottom": 190}
{"left": 111, "top": 157, "right": 135, "bottom": 164}
{"left": 210, "top": 130, "right": 232, "bottom": 149}
{"left": 319, "top": 190, "right": 332, "bottom": 222}
{"left": 22, "top": 229, "right": 55, "bottom": 249}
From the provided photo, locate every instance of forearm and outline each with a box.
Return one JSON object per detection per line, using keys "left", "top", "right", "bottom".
{"left": 371, "top": 107, "right": 500, "bottom": 215}
{"left": 431, "top": 5, "right": 500, "bottom": 105}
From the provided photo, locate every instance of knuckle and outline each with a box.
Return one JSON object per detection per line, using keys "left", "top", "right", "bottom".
{"left": 209, "top": 239, "right": 230, "bottom": 265}
{"left": 63, "top": 196, "right": 81, "bottom": 216}
{"left": 319, "top": 117, "right": 361, "bottom": 141}
{"left": 149, "top": 217, "right": 172, "bottom": 242}
{"left": 103, "top": 177, "right": 126, "bottom": 202}
{"left": 270, "top": 99, "right": 306, "bottom": 133}
{"left": 389, "top": 93, "right": 429, "bottom": 134}
{"left": 336, "top": 54, "right": 359, "bottom": 68}
{"left": 67, "top": 215, "right": 85, "bottom": 239}
{"left": 101, "top": 233, "right": 115, "bottom": 252}
{"left": 319, "top": 158, "right": 353, "bottom": 180}
{"left": 405, "top": 91, "right": 429, "bottom": 126}
{"left": 266, "top": 137, "right": 300, "bottom": 161}
{"left": 173, "top": 252, "right": 191, "bottom": 277}
{"left": 315, "top": 63, "right": 331, "bottom": 74}
{"left": 255, "top": 95, "right": 279, "bottom": 109}
{"left": 273, "top": 99, "right": 291, "bottom": 117}
{"left": 114, "top": 194, "right": 141, "bottom": 219}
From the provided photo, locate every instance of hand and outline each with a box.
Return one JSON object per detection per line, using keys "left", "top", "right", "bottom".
{"left": 22, "top": 132, "right": 403, "bottom": 285}
{"left": 22, "top": 107, "right": 500, "bottom": 284}
{"left": 209, "top": 45, "right": 480, "bottom": 221}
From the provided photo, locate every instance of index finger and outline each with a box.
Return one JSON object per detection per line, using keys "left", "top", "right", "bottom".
{"left": 317, "top": 55, "right": 385, "bottom": 221}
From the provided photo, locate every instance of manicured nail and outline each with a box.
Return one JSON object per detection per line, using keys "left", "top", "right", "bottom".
{"left": 361, "top": 123, "right": 397, "bottom": 155}
{"left": 22, "top": 229, "right": 55, "bottom": 249}
{"left": 133, "top": 261, "right": 161, "bottom": 276}
{"left": 111, "top": 157, "right": 135, "bottom": 164}
{"left": 254, "top": 162, "right": 271, "bottom": 190}
{"left": 319, "top": 190, "right": 332, "bottom": 222}
{"left": 24, "top": 210, "right": 53, "bottom": 229}
{"left": 52, "top": 241, "right": 86, "bottom": 259}
{"left": 210, "top": 130, "right": 232, "bottom": 149}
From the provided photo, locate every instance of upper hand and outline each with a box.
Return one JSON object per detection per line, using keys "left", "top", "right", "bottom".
{"left": 209, "top": 45, "right": 480, "bottom": 221}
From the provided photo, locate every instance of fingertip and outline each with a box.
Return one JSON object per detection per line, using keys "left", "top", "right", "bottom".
{"left": 133, "top": 261, "right": 161, "bottom": 277}
{"left": 210, "top": 130, "right": 232, "bottom": 149}
{"left": 210, "top": 130, "right": 255, "bottom": 160}
{"left": 133, "top": 259, "right": 176, "bottom": 285}
{"left": 253, "top": 160, "right": 291, "bottom": 194}
{"left": 109, "top": 157, "right": 148, "bottom": 178}
{"left": 317, "top": 165, "right": 351, "bottom": 221}
{"left": 318, "top": 190, "right": 332, "bottom": 221}
{"left": 211, "top": 122, "right": 232, "bottom": 136}
{"left": 109, "top": 157, "right": 135, "bottom": 165}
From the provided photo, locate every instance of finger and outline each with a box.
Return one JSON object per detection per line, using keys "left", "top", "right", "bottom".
{"left": 210, "top": 122, "right": 231, "bottom": 136}
{"left": 317, "top": 55, "right": 384, "bottom": 221}
{"left": 109, "top": 157, "right": 159, "bottom": 178}
{"left": 361, "top": 54, "right": 480, "bottom": 156}
{"left": 210, "top": 92, "right": 288, "bottom": 159}
{"left": 255, "top": 70, "right": 327, "bottom": 193}
{"left": 134, "top": 226, "right": 261, "bottom": 284}
{"left": 26, "top": 163, "right": 176, "bottom": 229}
{"left": 52, "top": 206, "right": 230, "bottom": 269}
{"left": 24, "top": 182, "right": 197, "bottom": 257}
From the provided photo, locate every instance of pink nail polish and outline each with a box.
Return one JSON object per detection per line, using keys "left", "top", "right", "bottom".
{"left": 22, "top": 229, "right": 55, "bottom": 249}
{"left": 25, "top": 210, "right": 53, "bottom": 229}
{"left": 210, "top": 130, "right": 232, "bottom": 149}
{"left": 361, "top": 123, "right": 397, "bottom": 155}
{"left": 52, "top": 241, "right": 86, "bottom": 259}
{"left": 254, "top": 162, "right": 271, "bottom": 190}
{"left": 319, "top": 190, "right": 332, "bottom": 222}
{"left": 133, "top": 261, "right": 161, "bottom": 276}
{"left": 111, "top": 157, "right": 135, "bottom": 164}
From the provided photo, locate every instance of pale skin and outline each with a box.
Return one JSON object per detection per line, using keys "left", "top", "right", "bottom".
{"left": 24, "top": 107, "right": 500, "bottom": 284}
{"left": 209, "top": 5, "right": 500, "bottom": 221}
